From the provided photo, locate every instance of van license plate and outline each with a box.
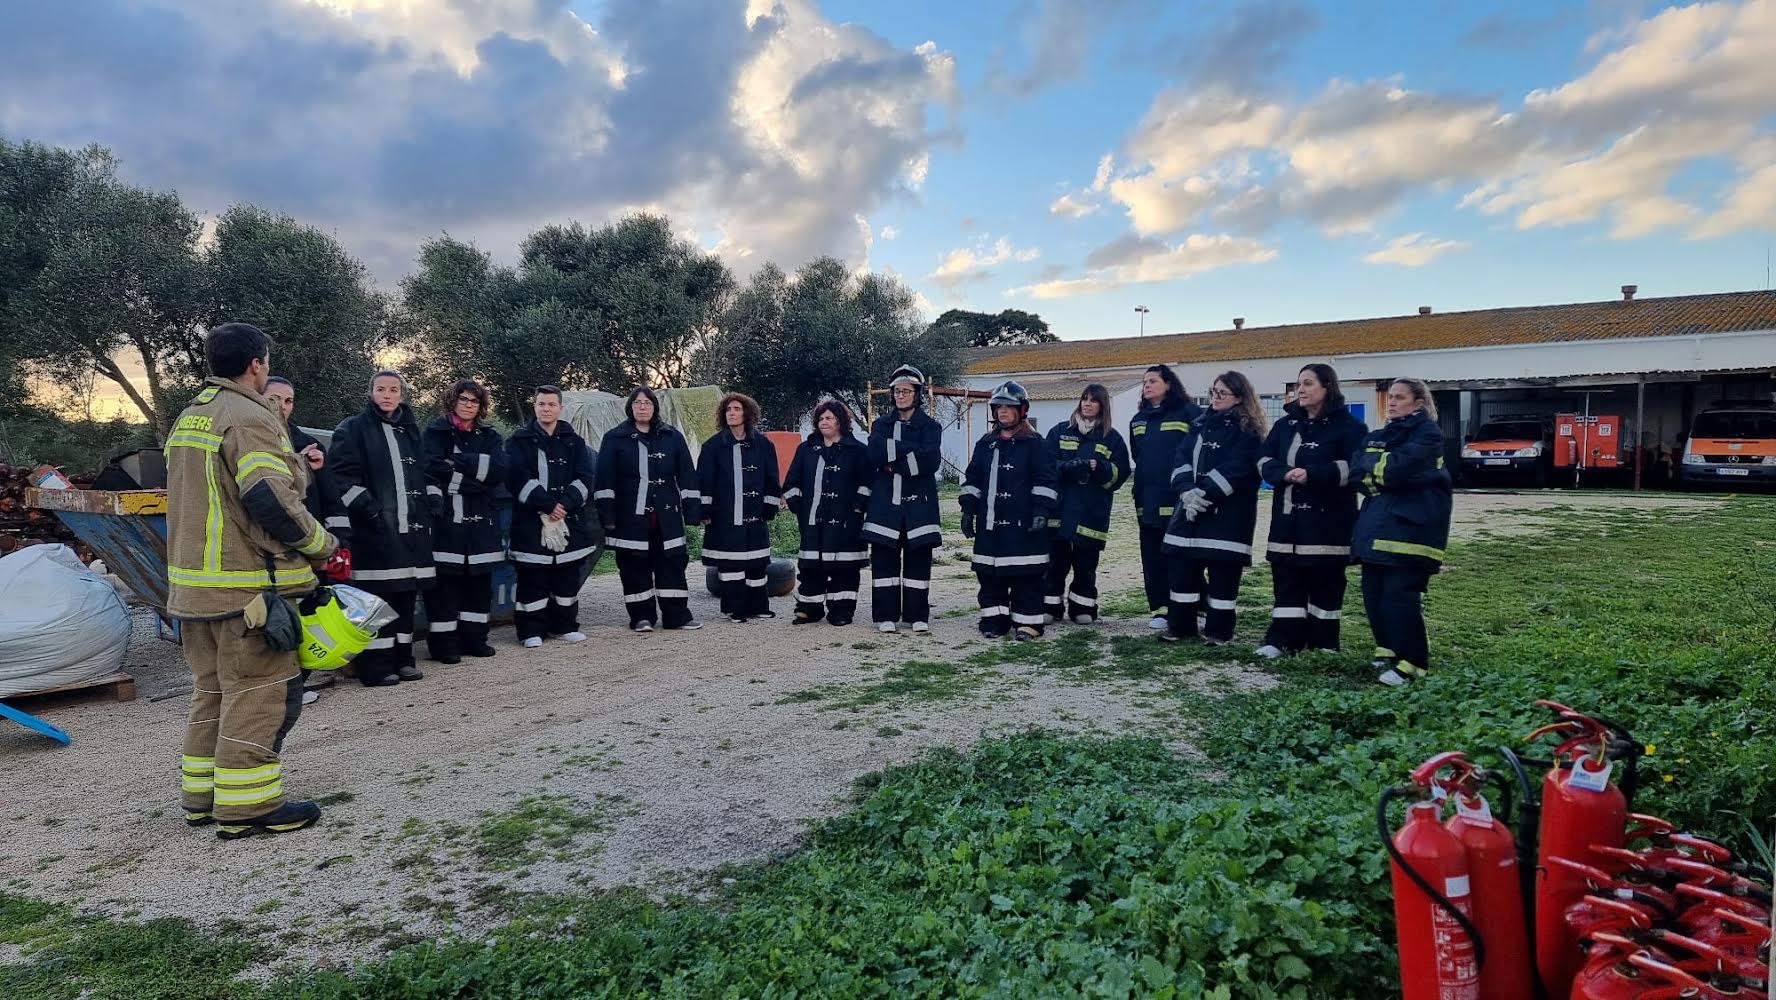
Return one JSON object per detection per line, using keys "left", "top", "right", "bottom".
{"left": 1483, "top": 459, "right": 1511, "bottom": 466}
{"left": 1717, "top": 467, "right": 1750, "bottom": 476}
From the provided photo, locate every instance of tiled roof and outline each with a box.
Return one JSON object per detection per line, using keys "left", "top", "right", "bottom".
{"left": 984, "top": 372, "right": 1145, "bottom": 401}
{"left": 966, "top": 290, "right": 1776, "bottom": 376}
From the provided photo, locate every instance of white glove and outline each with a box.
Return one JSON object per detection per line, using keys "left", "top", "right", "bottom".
{"left": 1179, "top": 487, "right": 1211, "bottom": 512}
{"left": 540, "top": 513, "right": 570, "bottom": 553}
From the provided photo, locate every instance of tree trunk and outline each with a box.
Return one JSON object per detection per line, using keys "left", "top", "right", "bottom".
{"left": 136, "top": 341, "right": 170, "bottom": 441}
{"left": 94, "top": 353, "right": 162, "bottom": 441}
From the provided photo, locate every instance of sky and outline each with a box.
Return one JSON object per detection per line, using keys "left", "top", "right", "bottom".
{"left": 5, "top": 0, "right": 1776, "bottom": 371}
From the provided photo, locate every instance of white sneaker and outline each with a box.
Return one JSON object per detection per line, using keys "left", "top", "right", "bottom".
{"left": 1378, "top": 668, "right": 1408, "bottom": 687}
{"left": 631, "top": 621, "right": 654, "bottom": 633}
{"left": 522, "top": 636, "right": 543, "bottom": 649}
{"left": 301, "top": 689, "right": 319, "bottom": 706}
{"left": 559, "top": 631, "right": 587, "bottom": 643}
{"left": 1071, "top": 613, "right": 1094, "bottom": 625}
{"left": 911, "top": 621, "right": 929, "bottom": 633}
{"left": 877, "top": 621, "right": 897, "bottom": 634}
{"left": 1148, "top": 616, "right": 1167, "bottom": 630}
{"left": 1254, "top": 644, "right": 1284, "bottom": 660}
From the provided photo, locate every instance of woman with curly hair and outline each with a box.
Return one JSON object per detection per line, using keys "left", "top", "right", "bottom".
{"left": 698, "top": 392, "right": 783, "bottom": 622}
{"left": 782, "top": 400, "right": 871, "bottom": 626}
{"left": 422, "top": 379, "right": 509, "bottom": 662}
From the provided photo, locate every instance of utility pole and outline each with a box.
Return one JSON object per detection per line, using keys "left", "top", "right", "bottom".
{"left": 1134, "top": 305, "right": 1150, "bottom": 337}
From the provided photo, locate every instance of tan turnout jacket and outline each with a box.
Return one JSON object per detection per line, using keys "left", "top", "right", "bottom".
{"left": 166, "top": 377, "right": 337, "bottom": 620}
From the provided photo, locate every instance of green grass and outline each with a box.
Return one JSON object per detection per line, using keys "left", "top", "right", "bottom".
{"left": 778, "top": 659, "right": 990, "bottom": 711}
{"left": 3, "top": 497, "right": 1771, "bottom": 998}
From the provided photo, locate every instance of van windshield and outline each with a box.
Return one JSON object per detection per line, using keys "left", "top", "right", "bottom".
{"left": 1472, "top": 421, "right": 1542, "bottom": 441}
{"left": 1691, "top": 411, "right": 1776, "bottom": 439}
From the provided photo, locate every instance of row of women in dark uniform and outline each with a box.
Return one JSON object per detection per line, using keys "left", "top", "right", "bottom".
{"left": 1118, "top": 363, "right": 1454, "bottom": 686}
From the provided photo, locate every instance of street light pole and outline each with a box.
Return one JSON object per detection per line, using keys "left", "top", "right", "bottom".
{"left": 1134, "top": 305, "right": 1149, "bottom": 337}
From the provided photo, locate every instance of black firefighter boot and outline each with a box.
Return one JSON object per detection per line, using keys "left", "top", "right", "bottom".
{"left": 216, "top": 800, "right": 322, "bottom": 841}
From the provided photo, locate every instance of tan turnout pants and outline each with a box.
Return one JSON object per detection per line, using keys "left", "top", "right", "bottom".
{"left": 178, "top": 617, "right": 303, "bottom": 821}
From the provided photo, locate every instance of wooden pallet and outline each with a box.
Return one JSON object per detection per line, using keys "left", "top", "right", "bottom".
{"left": 5, "top": 671, "right": 137, "bottom": 704}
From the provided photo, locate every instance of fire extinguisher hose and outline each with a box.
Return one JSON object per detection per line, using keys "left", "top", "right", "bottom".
{"left": 1377, "top": 785, "right": 1489, "bottom": 972}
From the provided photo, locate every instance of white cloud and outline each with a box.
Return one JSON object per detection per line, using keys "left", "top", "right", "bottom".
{"left": 1074, "top": 0, "right": 1776, "bottom": 248}
{"left": 0, "top": 0, "right": 957, "bottom": 280}
{"left": 1091, "top": 153, "right": 1115, "bottom": 192}
{"left": 1048, "top": 193, "right": 1098, "bottom": 218}
{"left": 879, "top": 225, "right": 899, "bottom": 240}
{"left": 1006, "top": 233, "right": 1275, "bottom": 299}
{"left": 1363, "top": 233, "right": 1468, "bottom": 267}
{"left": 930, "top": 236, "right": 1040, "bottom": 290}
{"left": 1694, "top": 162, "right": 1776, "bottom": 237}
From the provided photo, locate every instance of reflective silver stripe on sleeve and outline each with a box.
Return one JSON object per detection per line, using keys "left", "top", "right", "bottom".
{"left": 341, "top": 485, "right": 366, "bottom": 507}
{"left": 1032, "top": 486, "right": 1057, "bottom": 500}
{"left": 1207, "top": 469, "right": 1232, "bottom": 495}
{"left": 1335, "top": 460, "right": 1350, "bottom": 486}
{"left": 477, "top": 453, "right": 490, "bottom": 481}
{"left": 809, "top": 455, "right": 826, "bottom": 525}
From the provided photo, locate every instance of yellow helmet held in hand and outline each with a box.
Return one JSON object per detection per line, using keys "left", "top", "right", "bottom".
{"left": 297, "top": 588, "right": 374, "bottom": 670}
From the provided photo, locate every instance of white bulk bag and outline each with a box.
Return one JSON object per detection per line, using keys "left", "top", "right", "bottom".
{"left": 0, "top": 545, "right": 130, "bottom": 697}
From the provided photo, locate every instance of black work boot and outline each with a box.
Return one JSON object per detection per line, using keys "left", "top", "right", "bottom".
{"left": 215, "top": 800, "right": 322, "bottom": 840}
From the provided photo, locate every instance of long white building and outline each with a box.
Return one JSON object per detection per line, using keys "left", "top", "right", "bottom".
{"left": 937, "top": 287, "right": 1776, "bottom": 482}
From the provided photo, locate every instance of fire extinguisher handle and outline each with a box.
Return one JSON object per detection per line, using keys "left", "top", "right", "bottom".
{"left": 1624, "top": 952, "right": 1709, "bottom": 990}
{"left": 1662, "top": 856, "right": 1734, "bottom": 882}
{"left": 1664, "top": 832, "right": 1733, "bottom": 862}
{"left": 1714, "top": 907, "right": 1773, "bottom": 939}
{"left": 1626, "top": 812, "right": 1676, "bottom": 839}
{"left": 1408, "top": 751, "right": 1469, "bottom": 788}
{"left": 1646, "top": 928, "right": 1737, "bottom": 966}
{"left": 1533, "top": 698, "right": 1579, "bottom": 716}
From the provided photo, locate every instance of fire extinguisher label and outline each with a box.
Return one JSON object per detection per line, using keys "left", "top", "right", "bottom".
{"left": 1430, "top": 890, "right": 1480, "bottom": 998}
{"left": 1567, "top": 757, "right": 1613, "bottom": 793}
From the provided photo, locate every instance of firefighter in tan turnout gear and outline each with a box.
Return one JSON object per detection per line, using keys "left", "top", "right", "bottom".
{"left": 166, "top": 323, "right": 339, "bottom": 839}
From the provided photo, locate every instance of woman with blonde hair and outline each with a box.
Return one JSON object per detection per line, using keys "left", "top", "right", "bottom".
{"left": 1159, "top": 371, "right": 1265, "bottom": 645}
{"left": 1351, "top": 378, "right": 1452, "bottom": 687}
{"left": 698, "top": 392, "right": 783, "bottom": 623}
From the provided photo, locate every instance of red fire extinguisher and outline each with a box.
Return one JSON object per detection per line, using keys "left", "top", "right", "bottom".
{"left": 1438, "top": 755, "right": 1534, "bottom": 1000}
{"left": 1571, "top": 950, "right": 1748, "bottom": 1000}
{"left": 1381, "top": 752, "right": 1482, "bottom": 1000}
{"left": 1529, "top": 703, "right": 1629, "bottom": 998}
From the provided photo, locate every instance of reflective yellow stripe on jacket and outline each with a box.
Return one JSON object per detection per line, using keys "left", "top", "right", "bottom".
{"left": 167, "top": 425, "right": 230, "bottom": 576}
{"left": 234, "top": 451, "right": 293, "bottom": 484}
{"left": 1372, "top": 539, "right": 1445, "bottom": 562}
{"left": 168, "top": 564, "right": 318, "bottom": 589}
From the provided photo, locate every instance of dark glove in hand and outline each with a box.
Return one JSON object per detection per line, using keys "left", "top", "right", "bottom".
{"left": 960, "top": 511, "right": 976, "bottom": 539}
{"left": 1028, "top": 518, "right": 1048, "bottom": 535}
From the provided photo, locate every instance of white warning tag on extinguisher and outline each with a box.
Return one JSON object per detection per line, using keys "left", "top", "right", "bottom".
{"left": 1453, "top": 796, "right": 1493, "bottom": 825}
{"left": 1567, "top": 757, "right": 1613, "bottom": 793}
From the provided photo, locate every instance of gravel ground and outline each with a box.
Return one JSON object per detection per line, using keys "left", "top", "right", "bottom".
{"left": 0, "top": 488, "right": 1718, "bottom": 969}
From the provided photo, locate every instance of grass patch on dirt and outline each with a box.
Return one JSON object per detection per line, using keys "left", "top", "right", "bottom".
{"left": 0, "top": 894, "right": 260, "bottom": 1000}
{"left": 778, "top": 660, "right": 991, "bottom": 711}
{"left": 7, "top": 498, "right": 1772, "bottom": 998}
